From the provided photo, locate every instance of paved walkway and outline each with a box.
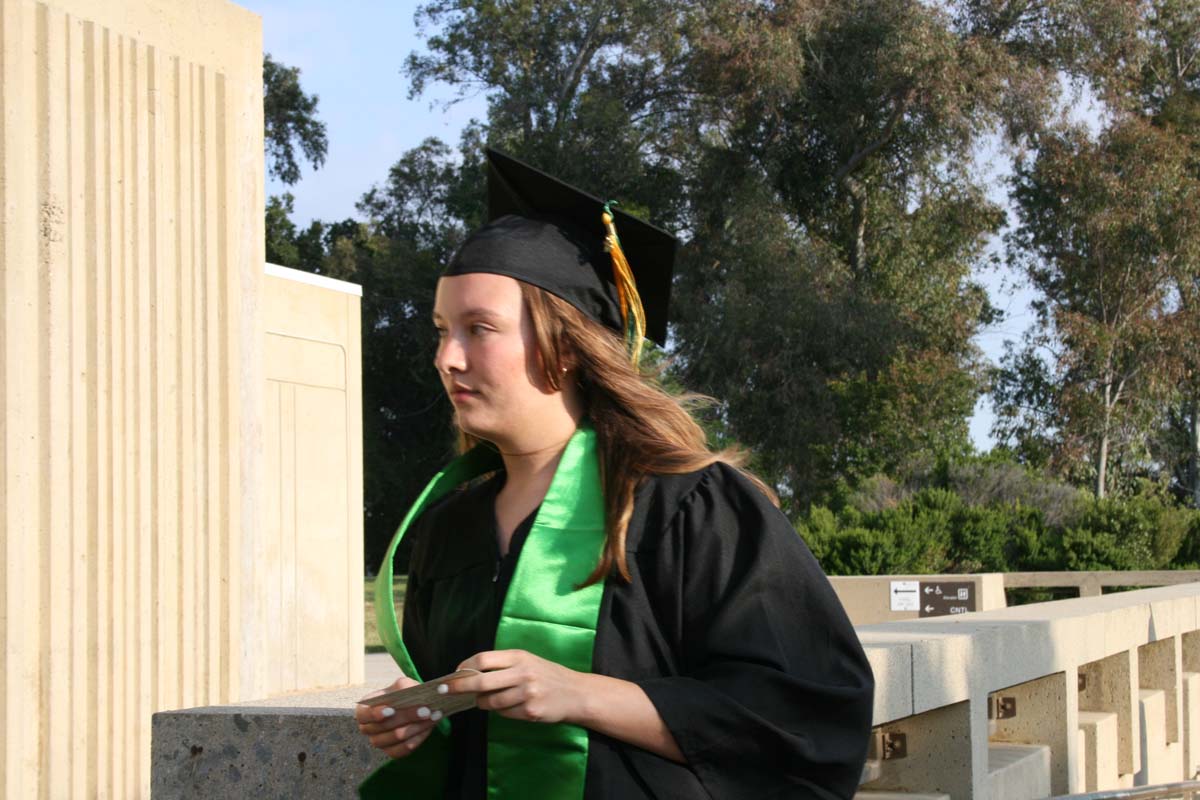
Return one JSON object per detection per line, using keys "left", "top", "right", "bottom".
{"left": 364, "top": 652, "right": 403, "bottom": 687}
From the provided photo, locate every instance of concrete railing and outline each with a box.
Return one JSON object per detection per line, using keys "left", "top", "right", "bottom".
{"left": 828, "top": 572, "right": 1200, "bottom": 627}
{"left": 153, "top": 581, "right": 1200, "bottom": 799}
{"left": 1005, "top": 572, "right": 1200, "bottom": 599}
{"left": 857, "top": 582, "right": 1200, "bottom": 799}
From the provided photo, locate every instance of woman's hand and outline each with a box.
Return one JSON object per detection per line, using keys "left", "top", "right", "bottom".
{"left": 449, "top": 650, "right": 588, "bottom": 724}
{"left": 355, "top": 676, "right": 440, "bottom": 759}
{"left": 449, "top": 649, "right": 685, "bottom": 762}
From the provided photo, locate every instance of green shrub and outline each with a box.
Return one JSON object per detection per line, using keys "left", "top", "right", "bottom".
{"left": 1170, "top": 514, "right": 1200, "bottom": 569}
{"left": 1067, "top": 488, "right": 1196, "bottom": 570}
{"left": 796, "top": 472, "right": 1200, "bottom": 577}
{"left": 816, "top": 527, "right": 900, "bottom": 575}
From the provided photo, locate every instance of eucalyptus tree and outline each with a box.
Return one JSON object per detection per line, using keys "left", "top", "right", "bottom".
{"left": 667, "top": 0, "right": 1060, "bottom": 504}
{"left": 998, "top": 119, "right": 1196, "bottom": 498}
{"left": 991, "top": 1, "right": 1200, "bottom": 501}
{"left": 399, "top": 0, "right": 1075, "bottom": 508}
{"left": 1128, "top": 1, "right": 1200, "bottom": 506}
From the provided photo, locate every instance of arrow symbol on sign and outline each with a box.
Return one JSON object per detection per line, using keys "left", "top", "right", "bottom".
{"left": 925, "top": 605, "right": 935, "bottom": 613}
{"left": 924, "top": 586, "right": 933, "bottom": 595}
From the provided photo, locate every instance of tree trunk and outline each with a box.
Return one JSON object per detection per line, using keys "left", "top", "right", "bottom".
{"left": 851, "top": 193, "right": 867, "bottom": 279}
{"left": 522, "top": 103, "right": 533, "bottom": 144}
{"left": 1096, "top": 382, "right": 1112, "bottom": 499}
{"left": 1096, "top": 434, "right": 1109, "bottom": 499}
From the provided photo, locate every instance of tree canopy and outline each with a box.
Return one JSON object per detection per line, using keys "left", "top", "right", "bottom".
{"left": 263, "top": 53, "right": 328, "bottom": 186}
{"left": 263, "top": 1, "right": 1200, "bottom": 568}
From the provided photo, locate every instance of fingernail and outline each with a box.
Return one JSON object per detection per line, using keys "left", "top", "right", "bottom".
{"left": 416, "top": 706, "right": 431, "bottom": 719}
{"left": 431, "top": 710, "right": 444, "bottom": 722}
{"left": 380, "top": 707, "right": 395, "bottom": 718}
{"left": 437, "top": 684, "right": 449, "bottom": 695}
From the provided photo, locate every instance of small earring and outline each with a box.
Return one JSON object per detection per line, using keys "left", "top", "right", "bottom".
{"left": 560, "top": 366, "right": 569, "bottom": 374}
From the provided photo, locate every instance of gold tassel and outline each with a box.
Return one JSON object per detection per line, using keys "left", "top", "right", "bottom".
{"left": 602, "top": 209, "right": 646, "bottom": 364}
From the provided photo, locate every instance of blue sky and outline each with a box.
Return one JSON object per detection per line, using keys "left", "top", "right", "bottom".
{"left": 241, "top": 0, "right": 1040, "bottom": 451}
{"left": 243, "top": 1, "right": 488, "bottom": 223}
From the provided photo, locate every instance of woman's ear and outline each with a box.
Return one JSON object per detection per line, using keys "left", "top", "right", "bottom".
{"left": 531, "top": 344, "right": 568, "bottom": 391}
{"left": 559, "top": 342, "right": 579, "bottom": 375}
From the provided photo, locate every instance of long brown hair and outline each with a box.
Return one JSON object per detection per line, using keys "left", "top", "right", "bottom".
{"left": 458, "top": 282, "right": 778, "bottom": 585}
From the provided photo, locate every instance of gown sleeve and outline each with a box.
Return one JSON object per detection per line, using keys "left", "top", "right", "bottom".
{"left": 633, "top": 465, "right": 874, "bottom": 799}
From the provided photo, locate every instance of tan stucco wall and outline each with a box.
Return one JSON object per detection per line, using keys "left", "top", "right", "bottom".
{"left": 0, "top": 0, "right": 265, "bottom": 796}
{"left": 830, "top": 573, "right": 1008, "bottom": 625}
{"left": 262, "top": 264, "right": 365, "bottom": 695}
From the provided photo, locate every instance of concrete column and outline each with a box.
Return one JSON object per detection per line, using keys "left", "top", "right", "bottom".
{"left": 0, "top": 1, "right": 263, "bottom": 796}
{"left": 1079, "top": 649, "right": 1140, "bottom": 780}
{"left": 1078, "top": 711, "right": 1121, "bottom": 791}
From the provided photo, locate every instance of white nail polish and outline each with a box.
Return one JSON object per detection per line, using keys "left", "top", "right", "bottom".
{"left": 431, "top": 710, "right": 444, "bottom": 722}
{"left": 437, "top": 684, "right": 449, "bottom": 695}
{"left": 416, "top": 706, "right": 431, "bottom": 719}
{"left": 380, "top": 707, "right": 395, "bottom": 718}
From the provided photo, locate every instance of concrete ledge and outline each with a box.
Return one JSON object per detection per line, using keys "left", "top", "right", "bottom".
{"left": 152, "top": 582, "right": 1200, "bottom": 797}
{"left": 265, "top": 262, "right": 364, "bottom": 297}
{"left": 858, "top": 584, "right": 1200, "bottom": 724}
{"left": 151, "top": 686, "right": 387, "bottom": 799}
{"left": 864, "top": 641, "right": 914, "bottom": 723}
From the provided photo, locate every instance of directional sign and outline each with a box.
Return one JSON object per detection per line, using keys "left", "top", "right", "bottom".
{"left": 889, "top": 580, "right": 919, "bottom": 611}
{"left": 917, "top": 581, "right": 975, "bottom": 617}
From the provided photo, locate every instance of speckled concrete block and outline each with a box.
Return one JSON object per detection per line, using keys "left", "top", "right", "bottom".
{"left": 151, "top": 686, "right": 387, "bottom": 799}
{"left": 864, "top": 641, "right": 914, "bottom": 724}
{"left": 986, "top": 743, "right": 1050, "bottom": 800}
{"left": 862, "top": 626, "right": 978, "bottom": 714}
{"left": 1080, "top": 650, "right": 1139, "bottom": 776}
{"left": 1078, "top": 711, "right": 1119, "bottom": 791}
{"left": 1183, "top": 631, "right": 1200, "bottom": 674}
{"left": 1136, "top": 688, "right": 1180, "bottom": 785}
{"left": 858, "top": 701, "right": 976, "bottom": 799}
{"left": 1184, "top": 671, "right": 1200, "bottom": 779}
{"left": 1139, "top": 637, "right": 1181, "bottom": 746}
{"left": 990, "top": 671, "right": 1073, "bottom": 795}
{"left": 1076, "top": 727, "right": 1087, "bottom": 791}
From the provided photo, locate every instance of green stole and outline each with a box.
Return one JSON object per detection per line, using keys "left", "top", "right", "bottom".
{"left": 359, "top": 424, "right": 607, "bottom": 799}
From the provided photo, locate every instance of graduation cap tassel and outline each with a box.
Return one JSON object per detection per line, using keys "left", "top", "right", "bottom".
{"left": 602, "top": 202, "right": 646, "bottom": 365}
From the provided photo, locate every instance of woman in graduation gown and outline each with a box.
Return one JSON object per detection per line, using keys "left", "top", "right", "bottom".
{"left": 355, "top": 149, "right": 874, "bottom": 800}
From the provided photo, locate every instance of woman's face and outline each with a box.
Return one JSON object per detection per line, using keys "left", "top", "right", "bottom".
{"left": 432, "top": 273, "right": 569, "bottom": 448}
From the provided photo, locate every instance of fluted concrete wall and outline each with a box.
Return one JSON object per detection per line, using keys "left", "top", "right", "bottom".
{"left": 0, "top": 0, "right": 264, "bottom": 797}
{"left": 262, "top": 264, "right": 365, "bottom": 694}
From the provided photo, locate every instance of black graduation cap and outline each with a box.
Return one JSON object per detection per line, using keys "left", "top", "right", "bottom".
{"left": 444, "top": 148, "right": 675, "bottom": 345}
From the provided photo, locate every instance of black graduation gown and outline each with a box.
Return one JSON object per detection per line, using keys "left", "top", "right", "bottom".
{"left": 401, "top": 462, "right": 874, "bottom": 799}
